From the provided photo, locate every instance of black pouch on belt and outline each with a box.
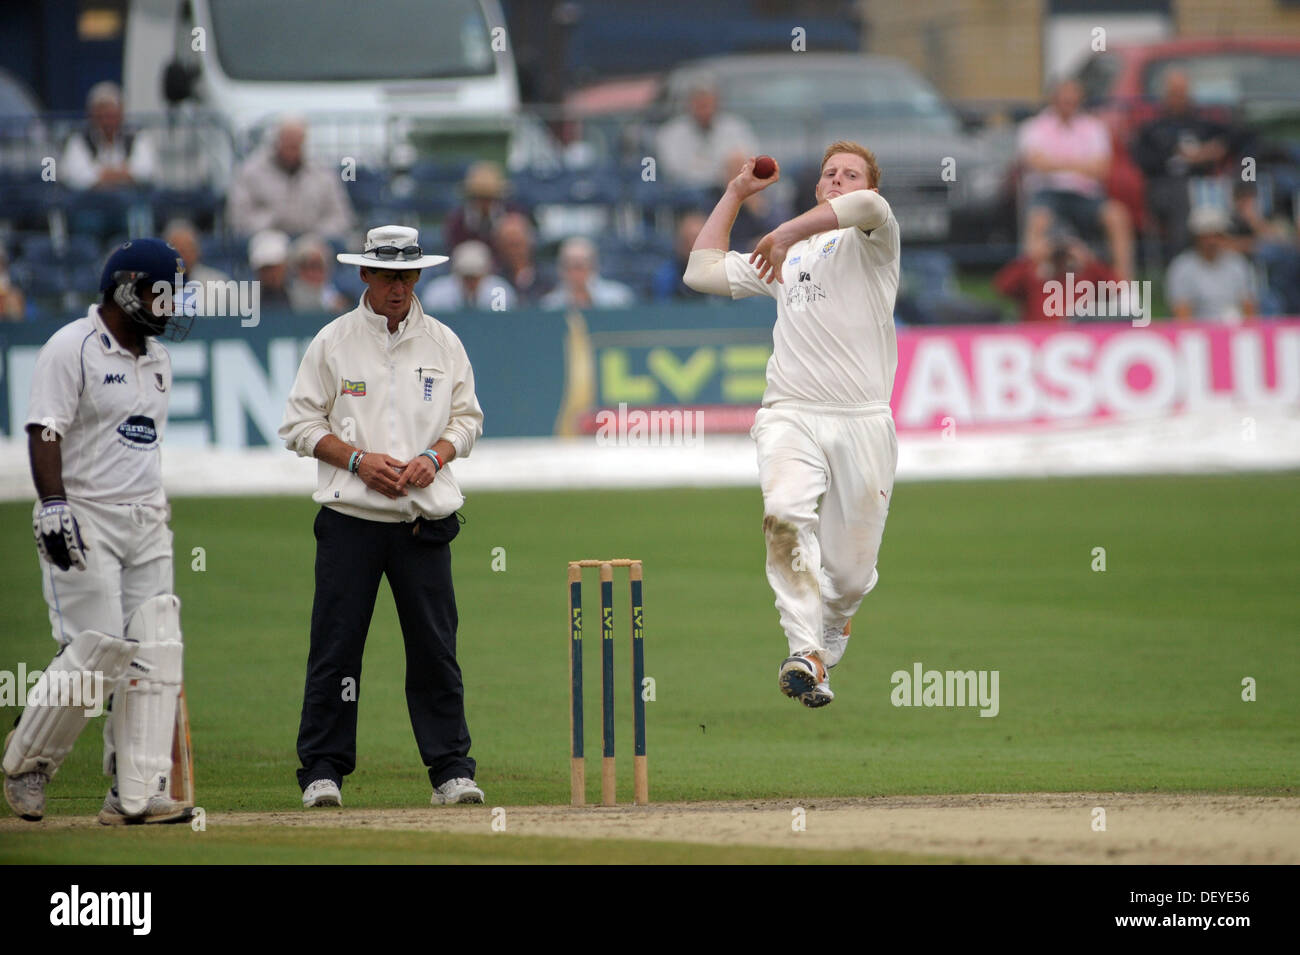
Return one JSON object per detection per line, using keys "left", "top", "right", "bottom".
{"left": 411, "top": 512, "right": 463, "bottom": 545}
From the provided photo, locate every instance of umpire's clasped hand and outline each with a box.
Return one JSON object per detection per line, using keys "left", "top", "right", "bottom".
{"left": 357, "top": 452, "right": 409, "bottom": 499}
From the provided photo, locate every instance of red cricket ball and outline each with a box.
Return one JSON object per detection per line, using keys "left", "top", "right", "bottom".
{"left": 752, "top": 155, "right": 776, "bottom": 179}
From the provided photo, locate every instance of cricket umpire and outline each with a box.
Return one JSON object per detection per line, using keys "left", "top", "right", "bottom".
{"left": 279, "top": 225, "right": 485, "bottom": 808}
{"left": 4, "top": 238, "right": 193, "bottom": 824}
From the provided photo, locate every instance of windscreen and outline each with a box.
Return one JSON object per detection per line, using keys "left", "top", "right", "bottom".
{"left": 208, "top": 0, "right": 497, "bottom": 82}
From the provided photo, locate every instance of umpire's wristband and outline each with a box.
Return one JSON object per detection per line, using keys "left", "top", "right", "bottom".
{"left": 419, "top": 449, "right": 442, "bottom": 472}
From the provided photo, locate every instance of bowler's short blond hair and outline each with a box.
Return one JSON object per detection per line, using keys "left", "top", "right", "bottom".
{"left": 820, "top": 140, "right": 880, "bottom": 188}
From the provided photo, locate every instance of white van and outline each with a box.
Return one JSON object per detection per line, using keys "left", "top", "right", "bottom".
{"left": 122, "top": 0, "right": 519, "bottom": 165}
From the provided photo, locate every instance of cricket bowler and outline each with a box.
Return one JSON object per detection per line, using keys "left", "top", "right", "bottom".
{"left": 683, "top": 141, "right": 900, "bottom": 708}
{"left": 3, "top": 238, "right": 194, "bottom": 823}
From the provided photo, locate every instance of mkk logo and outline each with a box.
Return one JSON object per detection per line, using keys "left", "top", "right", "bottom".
{"left": 103, "top": 373, "right": 127, "bottom": 385}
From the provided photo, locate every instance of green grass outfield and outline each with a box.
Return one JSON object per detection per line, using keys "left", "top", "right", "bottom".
{"left": 1, "top": 474, "right": 1297, "bottom": 863}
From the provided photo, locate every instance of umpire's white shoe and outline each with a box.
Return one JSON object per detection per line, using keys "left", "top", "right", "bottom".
{"left": 431, "top": 777, "right": 484, "bottom": 805}
{"left": 779, "top": 654, "right": 834, "bottom": 708}
{"left": 302, "top": 778, "right": 342, "bottom": 808}
{"left": 98, "top": 788, "right": 193, "bottom": 826}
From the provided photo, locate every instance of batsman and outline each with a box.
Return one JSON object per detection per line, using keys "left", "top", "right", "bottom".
{"left": 3, "top": 238, "right": 195, "bottom": 824}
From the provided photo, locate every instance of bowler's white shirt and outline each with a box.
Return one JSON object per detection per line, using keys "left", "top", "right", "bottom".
{"left": 26, "top": 306, "right": 170, "bottom": 506}
{"left": 722, "top": 203, "right": 901, "bottom": 406}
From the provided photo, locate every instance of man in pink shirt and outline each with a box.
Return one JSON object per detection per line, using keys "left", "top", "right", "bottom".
{"left": 1019, "top": 80, "right": 1134, "bottom": 280}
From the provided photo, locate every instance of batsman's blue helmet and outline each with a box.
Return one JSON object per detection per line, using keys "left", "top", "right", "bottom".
{"left": 99, "top": 238, "right": 186, "bottom": 293}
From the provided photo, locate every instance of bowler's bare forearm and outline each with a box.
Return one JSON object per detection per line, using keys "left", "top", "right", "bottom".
{"left": 27, "top": 425, "right": 65, "bottom": 500}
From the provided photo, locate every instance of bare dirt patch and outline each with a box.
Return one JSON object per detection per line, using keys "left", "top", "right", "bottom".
{"left": 6, "top": 792, "right": 1295, "bottom": 863}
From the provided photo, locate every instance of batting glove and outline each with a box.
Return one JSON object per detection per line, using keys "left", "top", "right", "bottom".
{"left": 34, "top": 496, "right": 88, "bottom": 572}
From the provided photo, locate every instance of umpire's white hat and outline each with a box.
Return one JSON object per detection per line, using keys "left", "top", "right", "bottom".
{"left": 337, "top": 225, "right": 449, "bottom": 270}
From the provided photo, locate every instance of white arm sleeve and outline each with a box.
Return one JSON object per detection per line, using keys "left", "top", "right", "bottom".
{"left": 682, "top": 248, "right": 732, "bottom": 296}
{"left": 829, "top": 191, "right": 891, "bottom": 232}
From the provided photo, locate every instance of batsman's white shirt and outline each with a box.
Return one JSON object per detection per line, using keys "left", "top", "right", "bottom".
{"left": 26, "top": 306, "right": 170, "bottom": 508}
{"left": 279, "top": 293, "right": 484, "bottom": 523}
{"left": 723, "top": 194, "right": 901, "bottom": 659}
{"left": 25, "top": 305, "right": 174, "bottom": 644}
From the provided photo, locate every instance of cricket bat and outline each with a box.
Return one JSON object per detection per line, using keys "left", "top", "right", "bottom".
{"left": 169, "top": 688, "right": 195, "bottom": 807}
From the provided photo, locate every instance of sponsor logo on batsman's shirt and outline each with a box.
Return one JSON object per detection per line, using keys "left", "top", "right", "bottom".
{"left": 116, "top": 415, "right": 158, "bottom": 446}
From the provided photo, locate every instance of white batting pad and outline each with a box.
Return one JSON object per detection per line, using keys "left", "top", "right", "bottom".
{"left": 110, "top": 595, "right": 184, "bottom": 815}
{"left": 3, "top": 629, "right": 137, "bottom": 778}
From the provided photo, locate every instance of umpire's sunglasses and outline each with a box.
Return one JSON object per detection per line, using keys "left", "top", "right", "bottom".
{"left": 369, "top": 245, "right": 423, "bottom": 261}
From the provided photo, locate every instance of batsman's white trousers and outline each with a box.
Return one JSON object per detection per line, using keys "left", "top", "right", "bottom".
{"left": 36, "top": 498, "right": 174, "bottom": 647}
{"left": 752, "top": 401, "right": 897, "bottom": 660}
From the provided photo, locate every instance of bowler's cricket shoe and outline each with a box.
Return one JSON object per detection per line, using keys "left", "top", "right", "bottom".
{"left": 2, "top": 729, "right": 48, "bottom": 821}
{"left": 302, "top": 778, "right": 342, "bottom": 808}
{"left": 98, "top": 788, "right": 194, "bottom": 825}
{"left": 823, "top": 622, "right": 852, "bottom": 669}
{"left": 779, "top": 655, "right": 833, "bottom": 707}
{"left": 432, "top": 777, "right": 484, "bottom": 805}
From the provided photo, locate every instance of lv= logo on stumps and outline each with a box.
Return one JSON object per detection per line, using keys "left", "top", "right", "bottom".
{"left": 568, "top": 559, "right": 647, "bottom": 807}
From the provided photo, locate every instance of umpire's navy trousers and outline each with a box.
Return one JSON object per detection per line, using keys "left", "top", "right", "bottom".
{"left": 296, "top": 505, "right": 474, "bottom": 791}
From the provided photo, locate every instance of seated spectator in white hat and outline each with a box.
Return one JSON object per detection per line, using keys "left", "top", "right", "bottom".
{"left": 541, "top": 237, "right": 635, "bottom": 310}
{"left": 250, "top": 229, "right": 292, "bottom": 311}
{"left": 1167, "top": 207, "right": 1257, "bottom": 323}
{"left": 419, "top": 240, "right": 516, "bottom": 313}
{"left": 289, "top": 234, "right": 349, "bottom": 314}
{"left": 227, "top": 116, "right": 355, "bottom": 241}
{"left": 59, "top": 82, "right": 156, "bottom": 191}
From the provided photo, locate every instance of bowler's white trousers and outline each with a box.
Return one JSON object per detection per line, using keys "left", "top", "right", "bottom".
{"left": 752, "top": 400, "right": 897, "bottom": 662}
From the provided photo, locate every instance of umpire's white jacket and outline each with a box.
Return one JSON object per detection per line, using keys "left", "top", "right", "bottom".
{"left": 279, "top": 293, "right": 483, "bottom": 523}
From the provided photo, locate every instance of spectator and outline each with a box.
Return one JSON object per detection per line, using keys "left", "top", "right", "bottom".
{"left": 492, "top": 212, "right": 549, "bottom": 304}
{"left": 994, "top": 228, "right": 1120, "bottom": 323}
{"left": 163, "top": 219, "right": 230, "bottom": 287}
{"left": 652, "top": 212, "right": 709, "bottom": 301}
{"left": 1132, "top": 70, "right": 1240, "bottom": 259}
{"left": 443, "top": 161, "right": 528, "bottom": 252}
{"left": 289, "top": 234, "right": 349, "bottom": 314}
{"left": 226, "top": 117, "right": 354, "bottom": 240}
{"left": 249, "top": 229, "right": 292, "bottom": 311}
{"left": 419, "top": 240, "right": 516, "bottom": 312}
{"left": 59, "top": 82, "right": 155, "bottom": 190}
{"left": 1225, "top": 183, "right": 1300, "bottom": 315}
{"left": 1019, "top": 79, "right": 1133, "bottom": 279}
{"left": 1166, "top": 207, "right": 1257, "bottom": 322}
{"left": 0, "top": 248, "right": 27, "bottom": 321}
{"left": 655, "top": 76, "right": 758, "bottom": 189}
{"left": 541, "top": 237, "right": 635, "bottom": 310}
